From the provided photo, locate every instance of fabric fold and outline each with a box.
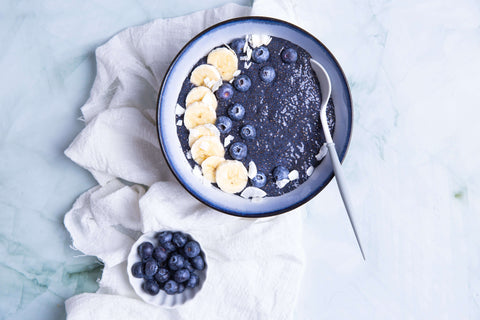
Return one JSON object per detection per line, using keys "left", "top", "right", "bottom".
{"left": 64, "top": 3, "right": 306, "bottom": 320}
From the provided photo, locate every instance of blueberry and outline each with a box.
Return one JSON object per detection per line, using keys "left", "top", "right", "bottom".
{"left": 174, "top": 268, "right": 191, "bottom": 283}
{"left": 251, "top": 171, "right": 267, "bottom": 188}
{"left": 229, "top": 142, "right": 248, "bottom": 160}
{"left": 131, "top": 262, "right": 144, "bottom": 278}
{"left": 183, "top": 260, "right": 194, "bottom": 272}
{"left": 144, "top": 259, "right": 159, "bottom": 278}
{"left": 152, "top": 246, "right": 168, "bottom": 263}
{"left": 233, "top": 75, "right": 251, "bottom": 92}
{"left": 191, "top": 255, "right": 205, "bottom": 271}
{"left": 177, "top": 283, "right": 186, "bottom": 293}
{"left": 168, "top": 254, "right": 185, "bottom": 271}
{"left": 281, "top": 48, "right": 298, "bottom": 63}
{"left": 240, "top": 125, "right": 256, "bottom": 140}
{"left": 172, "top": 232, "right": 188, "bottom": 248}
{"left": 184, "top": 241, "right": 201, "bottom": 258}
{"left": 163, "top": 280, "right": 179, "bottom": 295}
{"left": 259, "top": 66, "right": 275, "bottom": 83}
{"left": 163, "top": 241, "right": 176, "bottom": 252}
{"left": 216, "top": 83, "right": 234, "bottom": 100}
{"left": 251, "top": 46, "right": 270, "bottom": 63}
{"left": 156, "top": 231, "right": 172, "bottom": 245}
{"left": 186, "top": 273, "right": 200, "bottom": 288}
{"left": 230, "top": 38, "right": 246, "bottom": 55}
{"left": 154, "top": 267, "right": 170, "bottom": 283}
{"left": 273, "top": 166, "right": 289, "bottom": 181}
{"left": 216, "top": 116, "right": 232, "bottom": 134}
{"left": 142, "top": 279, "right": 160, "bottom": 295}
{"left": 137, "top": 242, "right": 154, "bottom": 261}
{"left": 228, "top": 103, "right": 245, "bottom": 121}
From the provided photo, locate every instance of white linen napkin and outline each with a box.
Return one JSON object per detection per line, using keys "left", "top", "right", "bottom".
{"left": 64, "top": 3, "right": 306, "bottom": 320}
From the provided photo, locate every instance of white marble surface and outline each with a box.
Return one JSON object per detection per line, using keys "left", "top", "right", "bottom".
{"left": 1, "top": 0, "right": 480, "bottom": 319}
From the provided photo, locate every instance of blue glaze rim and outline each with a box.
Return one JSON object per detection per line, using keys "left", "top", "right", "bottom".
{"left": 156, "top": 16, "right": 353, "bottom": 218}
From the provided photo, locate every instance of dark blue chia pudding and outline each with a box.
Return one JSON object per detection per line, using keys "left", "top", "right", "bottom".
{"left": 176, "top": 35, "right": 335, "bottom": 197}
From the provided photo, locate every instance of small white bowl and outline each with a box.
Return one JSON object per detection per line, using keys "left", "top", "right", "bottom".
{"left": 127, "top": 231, "right": 208, "bottom": 308}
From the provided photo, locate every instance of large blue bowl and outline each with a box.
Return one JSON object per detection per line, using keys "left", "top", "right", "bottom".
{"left": 157, "top": 17, "right": 353, "bottom": 218}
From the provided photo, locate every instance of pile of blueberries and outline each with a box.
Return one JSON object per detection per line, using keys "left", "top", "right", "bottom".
{"left": 131, "top": 231, "right": 206, "bottom": 296}
{"left": 214, "top": 38, "right": 299, "bottom": 189}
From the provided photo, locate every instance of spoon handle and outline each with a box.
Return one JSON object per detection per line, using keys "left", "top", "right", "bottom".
{"left": 326, "top": 142, "right": 366, "bottom": 260}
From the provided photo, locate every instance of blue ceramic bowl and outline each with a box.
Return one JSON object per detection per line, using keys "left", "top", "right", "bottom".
{"left": 157, "top": 17, "right": 353, "bottom": 218}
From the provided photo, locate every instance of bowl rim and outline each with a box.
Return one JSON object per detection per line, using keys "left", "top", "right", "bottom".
{"left": 156, "top": 16, "right": 353, "bottom": 218}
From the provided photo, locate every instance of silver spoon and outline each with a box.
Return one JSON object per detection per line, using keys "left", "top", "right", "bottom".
{"left": 310, "top": 59, "right": 365, "bottom": 260}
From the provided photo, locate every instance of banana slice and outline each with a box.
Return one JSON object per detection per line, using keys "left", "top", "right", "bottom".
{"left": 183, "top": 101, "right": 216, "bottom": 130}
{"left": 215, "top": 160, "right": 248, "bottom": 194}
{"left": 190, "top": 64, "right": 222, "bottom": 89}
{"left": 207, "top": 47, "right": 238, "bottom": 81}
{"left": 190, "top": 136, "right": 225, "bottom": 165}
{"left": 185, "top": 86, "right": 218, "bottom": 110}
{"left": 201, "top": 156, "right": 225, "bottom": 183}
{"left": 188, "top": 123, "right": 220, "bottom": 147}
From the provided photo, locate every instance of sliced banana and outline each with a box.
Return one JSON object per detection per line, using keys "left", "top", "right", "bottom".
{"left": 186, "top": 86, "right": 218, "bottom": 110}
{"left": 207, "top": 47, "right": 238, "bottom": 81}
{"left": 201, "top": 156, "right": 225, "bottom": 183}
{"left": 183, "top": 101, "right": 217, "bottom": 130}
{"left": 215, "top": 160, "right": 248, "bottom": 194}
{"left": 190, "top": 136, "right": 225, "bottom": 165}
{"left": 190, "top": 64, "right": 222, "bottom": 89}
{"left": 188, "top": 123, "right": 220, "bottom": 147}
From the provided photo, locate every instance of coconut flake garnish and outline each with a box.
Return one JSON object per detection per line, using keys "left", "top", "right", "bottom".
{"left": 192, "top": 165, "right": 203, "bottom": 178}
{"left": 248, "top": 161, "right": 257, "bottom": 179}
{"left": 246, "top": 46, "right": 252, "bottom": 61}
{"left": 288, "top": 170, "right": 299, "bottom": 181}
{"left": 186, "top": 151, "right": 192, "bottom": 159}
{"left": 240, "top": 187, "right": 267, "bottom": 199}
{"left": 244, "top": 61, "right": 252, "bottom": 69}
{"left": 176, "top": 120, "right": 183, "bottom": 126}
{"left": 316, "top": 143, "right": 328, "bottom": 161}
{"left": 306, "top": 166, "right": 314, "bottom": 176}
{"left": 243, "top": 37, "right": 249, "bottom": 53}
{"left": 239, "top": 55, "right": 249, "bottom": 61}
{"left": 276, "top": 179, "right": 290, "bottom": 189}
{"left": 224, "top": 135, "right": 234, "bottom": 147}
{"left": 232, "top": 69, "right": 241, "bottom": 77}
{"left": 248, "top": 34, "right": 271, "bottom": 48}
{"left": 175, "top": 103, "right": 185, "bottom": 115}
{"left": 211, "top": 79, "right": 222, "bottom": 92}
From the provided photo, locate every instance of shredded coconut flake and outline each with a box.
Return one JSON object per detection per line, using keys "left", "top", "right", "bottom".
{"left": 248, "top": 34, "right": 271, "bottom": 48}
{"left": 316, "top": 143, "right": 328, "bottom": 161}
{"left": 248, "top": 161, "right": 257, "bottom": 179}
{"left": 246, "top": 46, "right": 252, "bottom": 61}
{"left": 288, "top": 170, "right": 299, "bottom": 181}
{"left": 186, "top": 151, "right": 192, "bottom": 159}
{"left": 192, "top": 165, "right": 203, "bottom": 178}
{"left": 306, "top": 166, "right": 314, "bottom": 176}
{"left": 276, "top": 179, "right": 290, "bottom": 189}
{"left": 176, "top": 120, "right": 183, "bottom": 126}
{"left": 175, "top": 103, "right": 185, "bottom": 115}
{"left": 239, "top": 55, "right": 249, "bottom": 61}
{"left": 240, "top": 187, "right": 267, "bottom": 199}
{"left": 243, "top": 37, "right": 249, "bottom": 53}
{"left": 224, "top": 135, "right": 234, "bottom": 147}
{"left": 244, "top": 61, "right": 252, "bottom": 69}
{"left": 232, "top": 69, "right": 241, "bottom": 77}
